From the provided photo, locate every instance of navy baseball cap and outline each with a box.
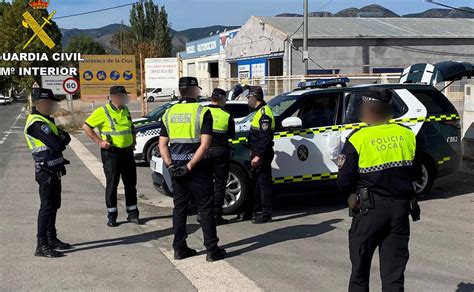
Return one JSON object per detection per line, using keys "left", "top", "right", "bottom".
{"left": 247, "top": 86, "right": 264, "bottom": 100}
{"left": 211, "top": 88, "right": 227, "bottom": 100}
{"left": 32, "top": 88, "right": 60, "bottom": 102}
{"left": 179, "top": 77, "right": 202, "bottom": 89}
{"left": 360, "top": 87, "right": 392, "bottom": 104}
{"left": 110, "top": 86, "right": 130, "bottom": 95}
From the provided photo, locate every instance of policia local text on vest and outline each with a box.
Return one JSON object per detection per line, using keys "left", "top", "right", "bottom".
{"left": 159, "top": 77, "right": 227, "bottom": 262}
{"left": 337, "top": 87, "right": 422, "bottom": 292}
{"left": 25, "top": 88, "right": 73, "bottom": 258}
{"left": 83, "top": 86, "right": 140, "bottom": 227}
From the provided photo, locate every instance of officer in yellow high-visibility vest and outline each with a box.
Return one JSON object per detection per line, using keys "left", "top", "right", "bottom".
{"left": 246, "top": 86, "right": 275, "bottom": 224}
{"left": 25, "top": 88, "right": 72, "bottom": 258}
{"left": 204, "top": 88, "right": 235, "bottom": 225}
{"left": 83, "top": 86, "right": 139, "bottom": 227}
{"left": 337, "top": 87, "right": 422, "bottom": 292}
{"left": 159, "top": 77, "right": 226, "bottom": 262}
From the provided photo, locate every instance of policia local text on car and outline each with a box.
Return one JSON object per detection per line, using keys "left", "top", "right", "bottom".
{"left": 336, "top": 87, "right": 422, "bottom": 292}
{"left": 159, "top": 77, "right": 226, "bottom": 262}
{"left": 24, "top": 88, "right": 73, "bottom": 258}
{"left": 83, "top": 86, "right": 140, "bottom": 227}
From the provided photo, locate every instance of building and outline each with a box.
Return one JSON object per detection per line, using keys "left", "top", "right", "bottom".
{"left": 179, "top": 29, "right": 239, "bottom": 94}
{"left": 226, "top": 16, "right": 474, "bottom": 78}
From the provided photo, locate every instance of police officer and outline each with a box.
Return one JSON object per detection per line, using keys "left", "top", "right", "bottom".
{"left": 337, "top": 87, "right": 422, "bottom": 292}
{"left": 246, "top": 86, "right": 275, "bottom": 224}
{"left": 25, "top": 88, "right": 72, "bottom": 258}
{"left": 206, "top": 88, "right": 235, "bottom": 225}
{"left": 83, "top": 86, "right": 140, "bottom": 227}
{"left": 159, "top": 77, "right": 226, "bottom": 262}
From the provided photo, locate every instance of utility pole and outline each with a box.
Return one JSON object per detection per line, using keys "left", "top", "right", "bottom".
{"left": 303, "top": 0, "right": 309, "bottom": 76}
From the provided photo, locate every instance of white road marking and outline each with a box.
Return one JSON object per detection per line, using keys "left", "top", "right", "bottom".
{"left": 68, "top": 135, "right": 261, "bottom": 291}
{"left": 1, "top": 108, "right": 24, "bottom": 144}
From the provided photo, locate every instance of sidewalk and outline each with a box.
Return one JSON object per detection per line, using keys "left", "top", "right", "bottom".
{"left": 0, "top": 136, "right": 195, "bottom": 290}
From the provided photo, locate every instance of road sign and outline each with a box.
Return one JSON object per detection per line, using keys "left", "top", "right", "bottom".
{"left": 32, "top": 81, "right": 40, "bottom": 88}
{"left": 63, "top": 77, "right": 79, "bottom": 95}
{"left": 42, "top": 75, "right": 71, "bottom": 95}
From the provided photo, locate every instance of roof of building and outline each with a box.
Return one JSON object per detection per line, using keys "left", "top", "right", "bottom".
{"left": 257, "top": 17, "right": 474, "bottom": 39}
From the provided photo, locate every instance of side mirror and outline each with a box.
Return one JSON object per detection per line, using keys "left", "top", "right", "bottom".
{"left": 282, "top": 117, "right": 302, "bottom": 129}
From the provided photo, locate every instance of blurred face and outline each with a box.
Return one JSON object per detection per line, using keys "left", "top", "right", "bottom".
{"left": 247, "top": 95, "right": 258, "bottom": 109}
{"left": 110, "top": 93, "right": 130, "bottom": 106}
{"left": 35, "top": 99, "right": 59, "bottom": 116}
{"left": 359, "top": 102, "right": 390, "bottom": 124}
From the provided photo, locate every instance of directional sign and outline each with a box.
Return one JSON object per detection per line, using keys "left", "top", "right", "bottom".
{"left": 63, "top": 77, "right": 79, "bottom": 95}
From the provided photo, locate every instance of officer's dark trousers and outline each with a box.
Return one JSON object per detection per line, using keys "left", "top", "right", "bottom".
{"left": 209, "top": 146, "right": 230, "bottom": 217}
{"left": 253, "top": 151, "right": 274, "bottom": 216}
{"left": 101, "top": 149, "right": 138, "bottom": 219}
{"left": 171, "top": 161, "right": 219, "bottom": 252}
{"left": 36, "top": 170, "right": 62, "bottom": 243}
{"left": 349, "top": 196, "right": 410, "bottom": 292}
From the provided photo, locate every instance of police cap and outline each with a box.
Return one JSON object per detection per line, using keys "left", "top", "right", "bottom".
{"left": 110, "top": 85, "right": 130, "bottom": 95}
{"left": 32, "top": 88, "right": 60, "bottom": 102}
{"left": 247, "top": 86, "right": 264, "bottom": 100}
{"left": 360, "top": 87, "right": 392, "bottom": 104}
{"left": 211, "top": 88, "right": 227, "bottom": 100}
{"left": 179, "top": 77, "right": 202, "bottom": 89}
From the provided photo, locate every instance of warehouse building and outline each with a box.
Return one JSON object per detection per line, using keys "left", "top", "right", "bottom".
{"left": 225, "top": 17, "right": 474, "bottom": 78}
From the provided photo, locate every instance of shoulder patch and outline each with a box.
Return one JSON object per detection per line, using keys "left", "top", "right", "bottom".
{"left": 336, "top": 154, "right": 346, "bottom": 169}
{"left": 261, "top": 108, "right": 266, "bottom": 115}
{"left": 41, "top": 124, "right": 51, "bottom": 134}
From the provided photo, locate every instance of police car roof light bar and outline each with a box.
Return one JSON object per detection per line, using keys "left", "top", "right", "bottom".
{"left": 297, "top": 77, "right": 350, "bottom": 90}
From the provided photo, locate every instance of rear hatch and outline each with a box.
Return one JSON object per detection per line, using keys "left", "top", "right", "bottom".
{"left": 399, "top": 61, "right": 473, "bottom": 85}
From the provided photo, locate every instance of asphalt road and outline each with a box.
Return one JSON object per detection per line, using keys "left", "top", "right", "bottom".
{"left": 1, "top": 102, "right": 473, "bottom": 291}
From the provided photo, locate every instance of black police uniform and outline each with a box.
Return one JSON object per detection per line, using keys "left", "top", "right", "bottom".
{"left": 248, "top": 99, "right": 275, "bottom": 222}
{"left": 161, "top": 102, "right": 217, "bottom": 252}
{"left": 207, "top": 92, "right": 235, "bottom": 221}
{"left": 337, "top": 89, "right": 422, "bottom": 292}
{"left": 25, "top": 88, "right": 72, "bottom": 257}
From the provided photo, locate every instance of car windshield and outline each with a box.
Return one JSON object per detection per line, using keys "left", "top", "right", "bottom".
{"left": 238, "top": 93, "right": 298, "bottom": 124}
{"left": 145, "top": 102, "right": 173, "bottom": 120}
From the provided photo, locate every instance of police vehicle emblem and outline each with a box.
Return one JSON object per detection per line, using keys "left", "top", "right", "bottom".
{"left": 41, "top": 124, "right": 51, "bottom": 134}
{"left": 297, "top": 145, "right": 308, "bottom": 161}
{"left": 337, "top": 154, "right": 346, "bottom": 169}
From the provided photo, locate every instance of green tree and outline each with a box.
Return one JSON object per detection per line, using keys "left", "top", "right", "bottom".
{"left": 111, "top": 0, "right": 172, "bottom": 58}
{"left": 0, "top": 0, "right": 62, "bottom": 93}
{"left": 65, "top": 35, "right": 106, "bottom": 54}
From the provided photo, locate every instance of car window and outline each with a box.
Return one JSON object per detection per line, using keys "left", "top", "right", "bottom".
{"left": 407, "top": 89, "right": 456, "bottom": 114}
{"left": 225, "top": 104, "right": 251, "bottom": 119}
{"left": 147, "top": 103, "right": 173, "bottom": 121}
{"left": 343, "top": 90, "right": 408, "bottom": 124}
{"left": 294, "top": 93, "right": 339, "bottom": 128}
{"left": 238, "top": 93, "right": 298, "bottom": 124}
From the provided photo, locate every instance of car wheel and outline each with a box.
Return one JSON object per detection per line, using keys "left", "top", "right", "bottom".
{"left": 145, "top": 140, "right": 159, "bottom": 165}
{"left": 148, "top": 96, "right": 155, "bottom": 102}
{"left": 413, "top": 158, "right": 435, "bottom": 199}
{"left": 223, "top": 164, "right": 249, "bottom": 214}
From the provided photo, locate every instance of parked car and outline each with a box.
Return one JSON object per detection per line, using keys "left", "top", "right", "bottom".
{"left": 151, "top": 61, "right": 471, "bottom": 214}
{"left": 134, "top": 100, "right": 251, "bottom": 164}
{"left": 0, "top": 95, "right": 12, "bottom": 105}
{"left": 145, "top": 88, "right": 177, "bottom": 102}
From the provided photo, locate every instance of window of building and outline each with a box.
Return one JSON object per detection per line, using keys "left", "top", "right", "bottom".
{"left": 308, "top": 69, "right": 340, "bottom": 75}
{"left": 268, "top": 58, "right": 283, "bottom": 76}
{"left": 208, "top": 62, "right": 219, "bottom": 78}
{"left": 372, "top": 68, "right": 404, "bottom": 74}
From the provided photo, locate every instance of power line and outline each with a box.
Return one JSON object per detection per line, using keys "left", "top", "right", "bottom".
{"left": 424, "top": 0, "right": 474, "bottom": 14}
{"left": 54, "top": 1, "right": 140, "bottom": 20}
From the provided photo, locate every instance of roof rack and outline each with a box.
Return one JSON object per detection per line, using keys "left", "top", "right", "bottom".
{"left": 296, "top": 77, "right": 350, "bottom": 90}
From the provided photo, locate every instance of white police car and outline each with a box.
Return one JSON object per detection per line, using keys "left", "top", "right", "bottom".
{"left": 151, "top": 61, "right": 470, "bottom": 214}
{"left": 134, "top": 100, "right": 250, "bottom": 164}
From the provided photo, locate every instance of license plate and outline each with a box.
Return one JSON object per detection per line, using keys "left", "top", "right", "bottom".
{"left": 150, "top": 160, "right": 156, "bottom": 171}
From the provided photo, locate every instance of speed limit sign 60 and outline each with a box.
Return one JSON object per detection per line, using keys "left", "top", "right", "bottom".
{"left": 63, "top": 77, "right": 79, "bottom": 95}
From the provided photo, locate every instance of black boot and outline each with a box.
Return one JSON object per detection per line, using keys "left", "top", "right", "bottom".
{"left": 215, "top": 215, "right": 229, "bottom": 225}
{"left": 252, "top": 214, "right": 272, "bottom": 224}
{"left": 174, "top": 247, "right": 198, "bottom": 260}
{"left": 35, "top": 239, "right": 64, "bottom": 258}
{"left": 127, "top": 210, "right": 141, "bottom": 225}
{"left": 48, "top": 237, "right": 72, "bottom": 250}
{"left": 107, "top": 212, "right": 119, "bottom": 227}
{"left": 196, "top": 212, "right": 201, "bottom": 223}
{"left": 206, "top": 247, "right": 226, "bottom": 262}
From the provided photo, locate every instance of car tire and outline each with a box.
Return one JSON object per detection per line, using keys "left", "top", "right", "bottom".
{"left": 414, "top": 156, "right": 435, "bottom": 199}
{"left": 148, "top": 96, "right": 155, "bottom": 102}
{"left": 145, "top": 140, "right": 159, "bottom": 165}
{"left": 223, "top": 164, "right": 250, "bottom": 214}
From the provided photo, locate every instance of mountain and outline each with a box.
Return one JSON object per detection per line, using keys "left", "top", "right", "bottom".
{"left": 61, "top": 24, "right": 239, "bottom": 54}
{"left": 276, "top": 4, "right": 474, "bottom": 18}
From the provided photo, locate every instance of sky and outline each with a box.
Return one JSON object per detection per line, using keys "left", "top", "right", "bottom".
{"left": 21, "top": 0, "right": 474, "bottom": 30}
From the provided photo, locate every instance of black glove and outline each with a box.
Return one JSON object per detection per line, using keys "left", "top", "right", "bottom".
{"left": 409, "top": 198, "right": 421, "bottom": 222}
{"left": 63, "top": 158, "right": 71, "bottom": 165}
{"left": 168, "top": 165, "right": 189, "bottom": 178}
